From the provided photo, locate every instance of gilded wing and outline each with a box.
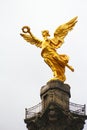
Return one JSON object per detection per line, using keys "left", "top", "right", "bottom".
{"left": 51, "top": 16, "right": 78, "bottom": 49}
{"left": 20, "top": 26, "right": 42, "bottom": 48}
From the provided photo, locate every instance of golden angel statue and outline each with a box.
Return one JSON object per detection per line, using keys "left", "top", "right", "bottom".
{"left": 20, "top": 16, "right": 77, "bottom": 82}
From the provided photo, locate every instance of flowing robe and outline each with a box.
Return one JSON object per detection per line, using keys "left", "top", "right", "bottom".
{"left": 41, "top": 39, "right": 69, "bottom": 81}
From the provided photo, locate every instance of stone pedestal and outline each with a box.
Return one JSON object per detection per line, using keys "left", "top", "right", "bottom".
{"left": 24, "top": 80, "right": 87, "bottom": 130}
{"left": 40, "top": 80, "right": 70, "bottom": 111}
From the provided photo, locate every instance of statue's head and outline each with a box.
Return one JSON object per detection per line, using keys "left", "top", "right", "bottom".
{"left": 42, "top": 30, "right": 50, "bottom": 37}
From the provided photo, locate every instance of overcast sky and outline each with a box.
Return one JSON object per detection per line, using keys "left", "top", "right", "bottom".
{"left": 0, "top": 0, "right": 87, "bottom": 130}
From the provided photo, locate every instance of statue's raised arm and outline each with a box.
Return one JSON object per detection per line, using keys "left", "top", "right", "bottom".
{"left": 20, "top": 26, "right": 42, "bottom": 48}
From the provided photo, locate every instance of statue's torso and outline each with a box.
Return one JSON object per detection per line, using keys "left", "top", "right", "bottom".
{"left": 42, "top": 39, "right": 51, "bottom": 49}
{"left": 41, "top": 39, "right": 56, "bottom": 57}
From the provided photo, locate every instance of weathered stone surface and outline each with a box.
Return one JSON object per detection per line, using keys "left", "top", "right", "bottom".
{"left": 40, "top": 80, "right": 70, "bottom": 110}
{"left": 40, "top": 79, "right": 70, "bottom": 98}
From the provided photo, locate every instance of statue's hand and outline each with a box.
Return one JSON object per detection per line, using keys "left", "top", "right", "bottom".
{"left": 22, "top": 26, "right": 30, "bottom": 33}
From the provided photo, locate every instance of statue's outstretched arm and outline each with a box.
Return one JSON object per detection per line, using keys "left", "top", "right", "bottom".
{"left": 20, "top": 26, "right": 42, "bottom": 48}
